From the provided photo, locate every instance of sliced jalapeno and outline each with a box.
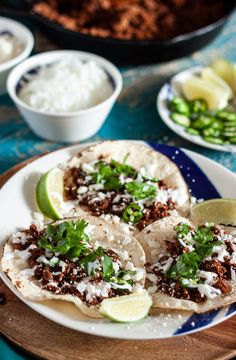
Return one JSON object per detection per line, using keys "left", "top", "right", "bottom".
{"left": 122, "top": 203, "right": 143, "bottom": 224}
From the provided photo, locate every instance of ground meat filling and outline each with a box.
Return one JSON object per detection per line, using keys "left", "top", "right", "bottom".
{"left": 12, "top": 225, "right": 132, "bottom": 306}
{"left": 146, "top": 224, "right": 235, "bottom": 303}
{"left": 33, "top": 0, "right": 229, "bottom": 41}
{"left": 63, "top": 165, "right": 176, "bottom": 229}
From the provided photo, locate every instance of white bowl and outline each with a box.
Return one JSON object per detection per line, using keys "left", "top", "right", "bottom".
{"left": 7, "top": 50, "right": 123, "bottom": 142}
{"left": 0, "top": 17, "right": 34, "bottom": 95}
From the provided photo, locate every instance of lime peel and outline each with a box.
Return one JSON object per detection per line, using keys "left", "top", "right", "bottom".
{"left": 36, "top": 168, "right": 64, "bottom": 220}
{"left": 99, "top": 291, "right": 153, "bottom": 323}
{"left": 191, "top": 198, "right": 236, "bottom": 226}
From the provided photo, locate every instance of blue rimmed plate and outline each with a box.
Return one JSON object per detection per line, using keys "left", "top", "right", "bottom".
{"left": 0, "top": 141, "right": 235, "bottom": 339}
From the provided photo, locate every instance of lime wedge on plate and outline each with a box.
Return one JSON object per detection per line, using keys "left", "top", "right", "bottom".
{"left": 36, "top": 168, "right": 64, "bottom": 220}
{"left": 182, "top": 75, "right": 228, "bottom": 110}
{"left": 212, "top": 59, "right": 236, "bottom": 94}
{"left": 201, "top": 67, "right": 233, "bottom": 100}
{"left": 191, "top": 198, "right": 236, "bottom": 226}
{"left": 99, "top": 292, "right": 152, "bottom": 323}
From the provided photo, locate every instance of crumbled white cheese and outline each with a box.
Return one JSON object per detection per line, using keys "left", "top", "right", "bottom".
{"left": 89, "top": 183, "right": 104, "bottom": 191}
{"left": 196, "top": 270, "right": 217, "bottom": 286}
{"left": 77, "top": 186, "right": 88, "bottom": 194}
{"left": 212, "top": 244, "right": 229, "bottom": 262}
{"left": 112, "top": 262, "right": 120, "bottom": 273}
{"left": 87, "top": 260, "right": 100, "bottom": 276}
{"left": 81, "top": 163, "right": 95, "bottom": 174}
{"left": 146, "top": 273, "right": 158, "bottom": 283}
{"left": 59, "top": 260, "right": 67, "bottom": 272}
{"left": 85, "top": 282, "right": 111, "bottom": 301}
{"left": 110, "top": 282, "right": 132, "bottom": 291}
{"left": 12, "top": 232, "right": 28, "bottom": 244}
{"left": 131, "top": 268, "right": 145, "bottom": 281}
{"left": 194, "top": 284, "right": 221, "bottom": 299}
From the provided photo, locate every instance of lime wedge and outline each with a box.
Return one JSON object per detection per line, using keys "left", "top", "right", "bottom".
{"left": 99, "top": 292, "right": 152, "bottom": 323}
{"left": 191, "top": 198, "right": 236, "bottom": 226}
{"left": 212, "top": 59, "right": 236, "bottom": 94}
{"left": 36, "top": 168, "right": 64, "bottom": 220}
{"left": 182, "top": 75, "right": 228, "bottom": 110}
{"left": 201, "top": 67, "right": 233, "bottom": 100}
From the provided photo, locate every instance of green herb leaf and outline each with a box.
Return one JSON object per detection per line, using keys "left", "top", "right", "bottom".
{"left": 167, "top": 252, "right": 200, "bottom": 280}
{"left": 102, "top": 255, "right": 113, "bottom": 281}
{"left": 92, "top": 161, "right": 114, "bottom": 184}
{"left": 176, "top": 223, "right": 192, "bottom": 239}
{"left": 142, "top": 175, "right": 159, "bottom": 183}
{"left": 125, "top": 181, "right": 157, "bottom": 200}
{"left": 80, "top": 246, "right": 104, "bottom": 276}
{"left": 38, "top": 220, "right": 89, "bottom": 258}
{"left": 104, "top": 175, "right": 123, "bottom": 191}
{"left": 111, "top": 158, "right": 136, "bottom": 177}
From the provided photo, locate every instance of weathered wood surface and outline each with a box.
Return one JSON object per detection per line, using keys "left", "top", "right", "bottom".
{"left": 0, "top": 160, "right": 235, "bottom": 360}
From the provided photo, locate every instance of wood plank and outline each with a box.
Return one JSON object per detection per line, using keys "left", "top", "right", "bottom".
{"left": 0, "top": 158, "right": 235, "bottom": 360}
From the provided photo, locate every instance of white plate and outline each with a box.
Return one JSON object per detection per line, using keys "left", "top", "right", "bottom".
{"left": 157, "top": 66, "right": 236, "bottom": 153}
{"left": 0, "top": 141, "right": 235, "bottom": 340}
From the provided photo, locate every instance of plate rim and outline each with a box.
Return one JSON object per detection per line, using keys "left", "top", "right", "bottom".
{"left": 0, "top": 141, "right": 235, "bottom": 340}
{"left": 156, "top": 70, "right": 236, "bottom": 153}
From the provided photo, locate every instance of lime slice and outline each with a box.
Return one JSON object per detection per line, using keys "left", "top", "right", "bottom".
{"left": 201, "top": 67, "right": 233, "bottom": 100}
{"left": 182, "top": 75, "right": 228, "bottom": 110}
{"left": 99, "top": 292, "right": 152, "bottom": 323}
{"left": 36, "top": 168, "right": 64, "bottom": 220}
{"left": 191, "top": 198, "right": 236, "bottom": 226}
{"left": 212, "top": 59, "right": 236, "bottom": 94}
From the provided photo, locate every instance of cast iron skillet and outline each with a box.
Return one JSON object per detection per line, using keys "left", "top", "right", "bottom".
{"left": 1, "top": 0, "right": 236, "bottom": 65}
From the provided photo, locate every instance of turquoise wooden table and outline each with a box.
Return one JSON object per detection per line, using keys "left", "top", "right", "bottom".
{"left": 1, "top": 11, "right": 236, "bottom": 359}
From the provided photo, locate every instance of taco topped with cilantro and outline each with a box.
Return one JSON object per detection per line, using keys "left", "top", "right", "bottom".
{"left": 63, "top": 141, "right": 190, "bottom": 233}
{"left": 136, "top": 215, "right": 236, "bottom": 313}
{"left": 1, "top": 216, "right": 146, "bottom": 318}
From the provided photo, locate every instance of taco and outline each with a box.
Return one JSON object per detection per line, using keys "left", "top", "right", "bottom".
{"left": 1, "top": 216, "right": 146, "bottom": 318}
{"left": 63, "top": 141, "right": 190, "bottom": 233}
{"left": 136, "top": 215, "right": 236, "bottom": 313}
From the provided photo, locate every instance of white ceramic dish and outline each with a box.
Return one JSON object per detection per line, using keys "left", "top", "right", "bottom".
{"left": 157, "top": 66, "right": 236, "bottom": 153}
{"left": 0, "top": 141, "right": 235, "bottom": 340}
{"left": 0, "top": 17, "right": 34, "bottom": 95}
{"left": 7, "top": 50, "right": 123, "bottom": 143}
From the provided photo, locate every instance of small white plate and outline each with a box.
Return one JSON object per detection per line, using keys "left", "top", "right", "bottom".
{"left": 0, "top": 141, "right": 235, "bottom": 339}
{"left": 157, "top": 66, "right": 236, "bottom": 153}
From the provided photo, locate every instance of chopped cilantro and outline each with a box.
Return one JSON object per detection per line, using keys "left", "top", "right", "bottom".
{"left": 176, "top": 223, "right": 192, "bottom": 238}
{"left": 167, "top": 252, "right": 200, "bottom": 280}
{"left": 80, "top": 246, "right": 104, "bottom": 276}
{"left": 102, "top": 254, "right": 113, "bottom": 281}
{"left": 125, "top": 181, "right": 157, "bottom": 200}
{"left": 91, "top": 161, "right": 114, "bottom": 184}
{"left": 38, "top": 220, "right": 137, "bottom": 288}
{"left": 167, "top": 224, "right": 222, "bottom": 286}
{"left": 111, "top": 159, "right": 136, "bottom": 177}
{"left": 142, "top": 174, "right": 159, "bottom": 183}
{"left": 104, "top": 175, "right": 123, "bottom": 191}
{"left": 80, "top": 247, "right": 115, "bottom": 281}
{"left": 38, "top": 220, "right": 89, "bottom": 258}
